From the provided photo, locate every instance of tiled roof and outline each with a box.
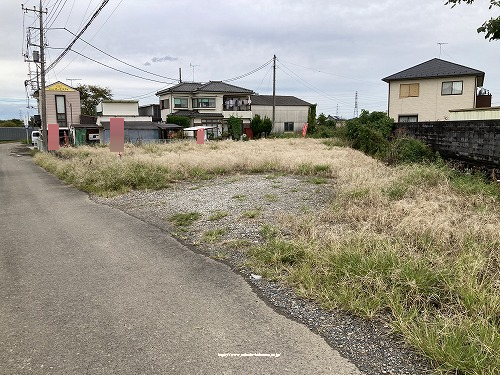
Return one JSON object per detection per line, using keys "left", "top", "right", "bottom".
{"left": 170, "top": 110, "right": 223, "bottom": 118}
{"left": 382, "top": 58, "right": 484, "bottom": 85}
{"left": 197, "top": 81, "right": 254, "bottom": 93}
{"left": 156, "top": 81, "right": 253, "bottom": 95}
{"left": 250, "top": 95, "right": 311, "bottom": 106}
{"left": 156, "top": 82, "right": 202, "bottom": 95}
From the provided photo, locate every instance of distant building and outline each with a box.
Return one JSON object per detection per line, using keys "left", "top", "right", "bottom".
{"left": 250, "top": 95, "right": 311, "bottom": 133}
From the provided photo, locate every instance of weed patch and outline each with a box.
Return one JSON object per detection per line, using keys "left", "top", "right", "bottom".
{"left": 169, "top": 212, "right": 201, "bottom": 227}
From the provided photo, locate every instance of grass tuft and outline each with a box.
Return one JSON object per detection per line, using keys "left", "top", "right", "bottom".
{"left": 169, "top": 212, "right": 201, "bottom": 227}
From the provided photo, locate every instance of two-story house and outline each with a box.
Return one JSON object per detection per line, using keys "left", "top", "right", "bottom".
{"left": 156, "top": 81, "right": 254, "bottom": 137}
{"left": 382, "top": 58, "right": 490, "bottom": 122}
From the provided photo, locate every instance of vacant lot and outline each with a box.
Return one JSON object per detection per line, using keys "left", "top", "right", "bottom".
{"left": 35, "top": 139, "right": 499, "bottom": 374}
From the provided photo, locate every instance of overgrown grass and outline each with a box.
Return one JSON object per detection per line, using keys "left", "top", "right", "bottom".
{"left": 33, "top": 139, "right": 500, "bottom": 374}
{"left": 202, "top": 228, "right": 226, "bottom": 243}
{"left": 246, "top": 163, "right": 500, "bottom": 374}
{"left": 169, "top": 212, "right": 201, "bottom": 227}
{"left": 208, "top": 210, "right": 229, "bottom": 221}
{"left": 242, "top": 209, "right": 261, "bottom": 219}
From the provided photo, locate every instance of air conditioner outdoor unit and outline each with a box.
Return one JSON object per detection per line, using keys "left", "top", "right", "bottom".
{"left": 88, "top": 134, "right": 100, "bottom": 141}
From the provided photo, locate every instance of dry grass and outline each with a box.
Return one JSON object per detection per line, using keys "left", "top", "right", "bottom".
{"left": 35, "top": 139, "right": 500, "bottom": 374}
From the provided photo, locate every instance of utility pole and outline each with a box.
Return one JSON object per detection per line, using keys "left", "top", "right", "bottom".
{"left": 23, "top": 2, "right": 48, "bottom": 151}
{"left": 272, "top": 54, "right": 276, "bottom": 131}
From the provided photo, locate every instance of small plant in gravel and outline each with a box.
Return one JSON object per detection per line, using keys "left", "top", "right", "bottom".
{"left": 232, "top": 194, "right": 247, "bottom": 201}
{"left": 169, "top": 212, "right": 201, "bottom": 227}
{"left": 307, "top": 176, "right": 328, "bottom": 184}
{"left": 263, "top": 193, "right": 279, "bottom": 202}
{"left": 208, "top": 211, "right": 229, "bottom": 221}
{"left": 242, "top": 209, "right": 261, "bottom": 219}
{"left": 202, "top": 228, "right": 226, "bottom": 243}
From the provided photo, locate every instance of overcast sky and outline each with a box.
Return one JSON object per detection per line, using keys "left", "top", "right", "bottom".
{"left": 1, "top": 0, "right": 499, "bottom": 120}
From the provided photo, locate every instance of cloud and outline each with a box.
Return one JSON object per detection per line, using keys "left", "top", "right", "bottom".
{"left": 151, "top": 56, "right": 178, "bottom": 63}
{"left": 144, "top": 62, "right": 151, "bottom": 66}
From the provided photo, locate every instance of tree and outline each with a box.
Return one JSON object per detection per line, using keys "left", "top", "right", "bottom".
{"left": 446, "top": 0, "right": 500, "bottom": 40}
{"left": 227, "top": 115, "right": 242, "bottom": 140}
{"left": 317, "top": 113, "right": 327, "bottom": 127}
{"left": 262, "top": 116, "right": 272, "bottom": 136}
{"left": 166, "top": 115, "right": 190, "bottom": 128}
{"left": 250, "top": 114, "right": 264, "bottom": 138}
{"left": 307, "top": 104, "right": 317, "bottom": 134}
{"left": 0, "top": 119, "right": 24, "bottom": 127}
{"left": 76, "top": 84, "right": 113, "bottom": 116}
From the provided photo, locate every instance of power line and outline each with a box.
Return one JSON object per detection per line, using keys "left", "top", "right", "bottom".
{"left": 277, "top": 60, "right": 352, "bottom": 106}
{"left": 46, "top": 0, "right": 110, "bottom": 73}
{"left": 69, "top": 49, "right": 177, "bottom": 84}
{"left": 222, "top": 58, "right": 274, "bottom": 82}
{"left": 56, "top": 27, "right": 178, "bottom": 81}
{"left": 278, "top": 58, "right": 381, "bottom": 85}
{"left": 55, "top": 0, "right": 123, "bottom": 75}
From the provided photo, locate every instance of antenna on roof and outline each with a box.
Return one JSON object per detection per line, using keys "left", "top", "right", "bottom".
{"left": 437, "top": 42, "right": 448, "bottom": 59}
{"left": 190, "top": 63, "right": 200, "bottom": 82}
{"left": 66, "top": 78, "right": 81, "bottom": 86}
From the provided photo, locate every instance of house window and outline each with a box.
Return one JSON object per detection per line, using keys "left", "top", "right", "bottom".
{"left": 398, "top": 115, "right": 418, "bottom": 122}
{"left": 174, "top": 98, "right": 188, "bottom": 108}
{"left": 399, "top": 83, "right": 419, "bottom": 98}
{"left": 192, "top": 98, "right": 216, "bottom": 108}
{"left": 284, "top": 122, "right": 294, "bottom": 132}
{"left": 55, "top": 95, "right": 67, "bottom": 127}
{"left": 441, "top": 81, "right": 463, "bottom": 95}
{"left": 160, "top": 99, "right": 169, "bottom": 110}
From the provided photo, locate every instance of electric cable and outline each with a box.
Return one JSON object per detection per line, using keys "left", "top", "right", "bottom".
{"left": 57, "top": 27, "right": 178, "bottom": 81}
{"left": 69, "top": 49, "right": 178, "bottom": 84}
{"left": 46, "top": 0, "right": 110, "bottom": 73}
{"left": 222, "top": 58, "right": 274, "bottom": 82}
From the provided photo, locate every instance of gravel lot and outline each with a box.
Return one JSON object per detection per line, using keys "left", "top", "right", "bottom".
{"left": 93, "top": 173, "right": 435, "bottom": 375}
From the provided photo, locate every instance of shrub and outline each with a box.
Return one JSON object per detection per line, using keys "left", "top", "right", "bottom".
{"left": 352, "top": 125, "right": 390, "bottom": 157}
{"left": 228, "top": 115, "right": 242, "bottom": 140}
{"left": 386, "top": 137, "right": 435, "bottom": 164}
{"left": 250, "top": 114, "right": 263, "bottom": 138}
{"left": 166, "top": 115, "right": 190, "bottom": 128}
{"left": 311, "top": 125, "right": 336, "bottom": 138}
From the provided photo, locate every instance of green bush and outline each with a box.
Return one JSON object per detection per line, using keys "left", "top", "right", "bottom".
{"left": 227, "top": 115, "right": 242, "bottom": 140}
{"left": 311, "top": 125, "right": 337, "bottom": 138}
{"left": 250, "top": 114, "right": 263, "bottom": 138}
{"left": 352, "top": 125, "right": 390, "bottom": 157}
{"left": 166, "top": 115, "right": 190, "bottom": 128}
{"left": 387, "top": 137, "right": 435, "bottom": 164}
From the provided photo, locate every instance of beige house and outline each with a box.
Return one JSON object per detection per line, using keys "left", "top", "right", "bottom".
{"left": 250, "top": 95, "right": 311, "bottom": 133}
{"left": 382, "top": 58, "right": 488, "bottom": 122}
{"left": 44, "top": 81, "right": 81, "bottom": 127}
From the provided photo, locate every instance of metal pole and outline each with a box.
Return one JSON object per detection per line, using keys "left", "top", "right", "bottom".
{"left": 39, "top": 0, "right": 48, "bottom": 152}
{"left": 272, "top": 54, "right": 276, "bottom": 131}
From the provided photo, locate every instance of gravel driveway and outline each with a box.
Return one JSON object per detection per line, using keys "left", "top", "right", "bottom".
{"left": 93, "top": 173, "right": 435, "bottom": 375}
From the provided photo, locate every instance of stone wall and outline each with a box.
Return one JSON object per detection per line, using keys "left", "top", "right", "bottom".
{"left": 396, "top": 120, "right": 500, "bottom": 168}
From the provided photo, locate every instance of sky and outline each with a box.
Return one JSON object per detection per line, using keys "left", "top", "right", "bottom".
{"left": 1, "top": 0, "right": 500, "bottom": 120}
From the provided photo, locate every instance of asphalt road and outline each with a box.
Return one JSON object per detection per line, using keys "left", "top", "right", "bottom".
{"left": 0, "top": 143, "right": 360, "bottom": 375}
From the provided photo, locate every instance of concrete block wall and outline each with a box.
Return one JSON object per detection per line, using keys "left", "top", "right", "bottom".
{"left": 396, "top": 120, "right": 500, "bottom": 168}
